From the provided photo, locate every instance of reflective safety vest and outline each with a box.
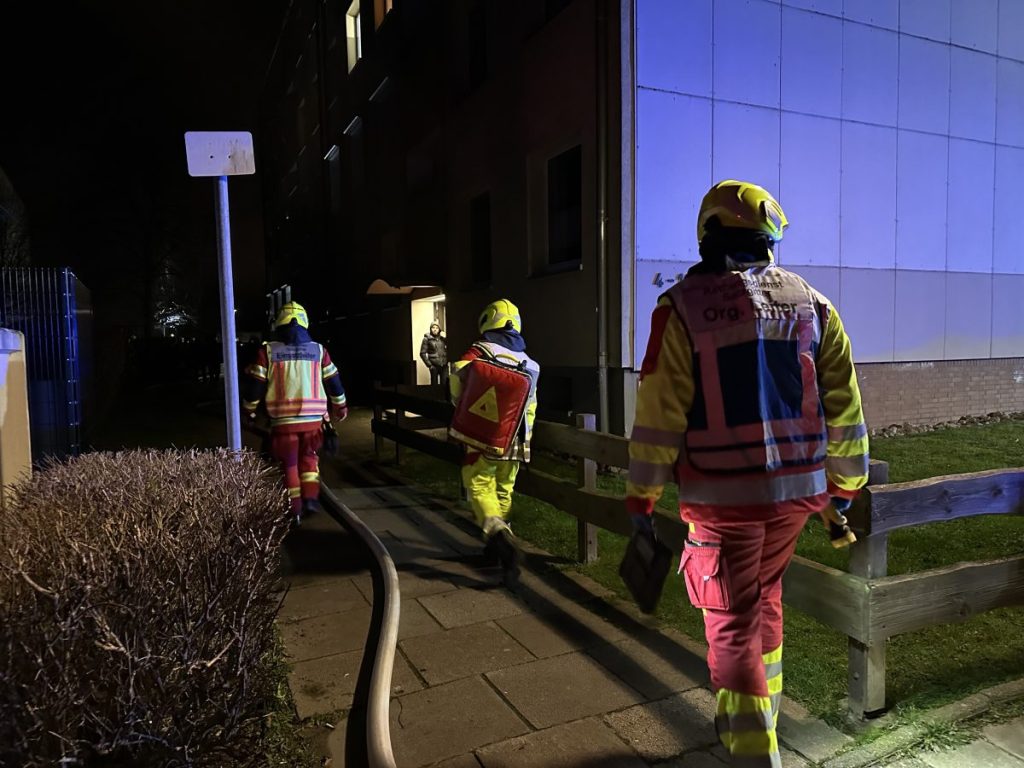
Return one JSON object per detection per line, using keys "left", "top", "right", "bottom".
{"left": 264, "top": 341, "right": 330, "bottom": 427}
{"left": 450, "top": 341, "right": 539, "bottom": 460}
{"left": 664, "top": 267, "right": 828, "bottom": 508}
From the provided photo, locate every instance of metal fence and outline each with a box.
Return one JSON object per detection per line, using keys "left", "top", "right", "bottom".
{"left": 0, "top": 268, "right": 90, "bottom": 461}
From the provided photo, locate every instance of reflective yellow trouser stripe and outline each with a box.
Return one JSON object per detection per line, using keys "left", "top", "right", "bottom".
{"left": 300, "top": 472, "right": 319, "bottom": 483}
{"left": 461, "top": 456, "right": 520, "bottom": 528}
{"left": 763, "top": 644, "right": 783, "bottom": 726}
{"left": 716, "top": 689, "right": 782, "bottom": 768}
{"left": 287, "top": 487, "right": 301, "bottom": 498}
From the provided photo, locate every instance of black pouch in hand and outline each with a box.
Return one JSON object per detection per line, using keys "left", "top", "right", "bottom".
{"left": 619, "top": 530, "right": 672, "bottom": 614}
{"left": 321, "top": 418, "right": 338, "bottom": 456}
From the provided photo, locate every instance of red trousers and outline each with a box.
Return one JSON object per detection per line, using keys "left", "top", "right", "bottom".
{"left": 270, "top": 427, "right": 323, "bottom": 515}
{"left": 687, "top": 513, "right": 808, "bottom": 697}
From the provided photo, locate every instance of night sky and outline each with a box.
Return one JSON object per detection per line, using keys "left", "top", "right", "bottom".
{"left": 0, "top": 0, "right": 287, "bottom": 333}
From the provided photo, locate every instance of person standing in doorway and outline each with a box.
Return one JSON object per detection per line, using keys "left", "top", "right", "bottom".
{"left": 626, "top": 180, "right": 869, "bottom": 767}
{"left": 419, "top": 322, "right": 448, "bottom": 387}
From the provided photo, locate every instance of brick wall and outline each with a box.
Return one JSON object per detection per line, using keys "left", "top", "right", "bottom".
{"left": 856, "top": 358, "right": 1024, "bottom": 429}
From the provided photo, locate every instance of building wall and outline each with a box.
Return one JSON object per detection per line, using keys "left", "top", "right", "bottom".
{"left": 858, "top": 357, "right": 1024, "bottom": 428}
{"left": 262, "top": 0, "right": 621, "bottom": 415}
{"left": 632, "top": 0, "right": 1024, "bottom": 421}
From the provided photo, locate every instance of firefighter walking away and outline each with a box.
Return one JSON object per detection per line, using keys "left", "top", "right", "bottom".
{"left": 449, "top": 299, "right": 540, "bottom": 588}
{"left": 242, "top": 301, "right": 348, "bottom": 526}
{"left": 625, "top": 180, "right": 869, "bottom": 767}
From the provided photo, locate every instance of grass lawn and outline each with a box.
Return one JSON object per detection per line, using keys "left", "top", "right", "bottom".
{"left": 391, "top": 417, "right": 1024, "bottom": 726}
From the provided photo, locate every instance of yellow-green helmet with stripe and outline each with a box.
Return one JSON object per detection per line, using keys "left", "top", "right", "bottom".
{"left": 478, "top": 299, "right": 521, "bottom": 333}
{"left": 275, "top": 301, "right": 309, "bottom": 329}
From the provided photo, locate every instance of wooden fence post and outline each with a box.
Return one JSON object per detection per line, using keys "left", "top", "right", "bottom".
{"left": 848, "top": 459, "right": 889, "bottom": 719}
{"left": 372, "top": 380, "right": 383, "bottom": 461}
{"left": 575, "top": 413, "right": 599, "bottom": 564}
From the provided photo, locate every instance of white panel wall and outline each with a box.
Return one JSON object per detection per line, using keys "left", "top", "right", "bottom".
{"left": 633, "top": 0, "right": 1024, "bottom": 368}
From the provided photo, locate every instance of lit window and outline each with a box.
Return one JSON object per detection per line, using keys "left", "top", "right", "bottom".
{"left": 346, "top": 0, "right": 362, "bottom": 72}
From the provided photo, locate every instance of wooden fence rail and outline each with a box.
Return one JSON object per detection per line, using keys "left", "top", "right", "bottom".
{"left": 369, "top": 386, "right": 1024, "bottom": 720}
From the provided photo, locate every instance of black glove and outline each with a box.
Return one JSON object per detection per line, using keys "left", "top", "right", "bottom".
{"left": 321, "top": 417, "right": 339, "bottom": 456}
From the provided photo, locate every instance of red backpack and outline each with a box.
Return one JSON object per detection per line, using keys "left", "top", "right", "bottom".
{"left": 449, "top": 356, "right": 532, "bottom": 457}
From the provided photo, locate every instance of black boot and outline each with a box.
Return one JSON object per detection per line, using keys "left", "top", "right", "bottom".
{"left": 491, "top": 529, "right": 521, "bottom": 588}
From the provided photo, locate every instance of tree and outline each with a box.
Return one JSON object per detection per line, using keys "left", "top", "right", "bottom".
{"left": 0, "top": 165, "right": 30, "bottom": 267}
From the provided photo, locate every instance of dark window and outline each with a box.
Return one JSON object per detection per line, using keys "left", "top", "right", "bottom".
{"left": 468, "top": 0, "right": 487, "bottom": 90}
{"left": 547, "top": 145, "right": 582, "bottom": 266}
{"left": 470, "top": 192, "right": 492, "bottom": 285}
{"left": 545, "top": 0, "right": 572, "bottom": 22}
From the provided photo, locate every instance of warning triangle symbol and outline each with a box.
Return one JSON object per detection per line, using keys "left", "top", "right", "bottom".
{"left": 468, "top": 386, "right": 500, "bottom": 423}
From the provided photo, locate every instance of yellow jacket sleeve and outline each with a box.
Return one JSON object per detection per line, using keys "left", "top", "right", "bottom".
{"left": 626, "top": 298, "right": 694, "bottom": 516}
{"left": 816, "top": 301, "right": 870, "bottom": 498}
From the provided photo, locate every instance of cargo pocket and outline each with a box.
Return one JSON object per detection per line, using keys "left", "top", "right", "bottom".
{"left": 679, "top": 541, "right": 730, "bottom": 611}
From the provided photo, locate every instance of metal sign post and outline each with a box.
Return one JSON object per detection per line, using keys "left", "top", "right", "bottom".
{"left": 184, "top": 131, "right": 256, "bottom": 451}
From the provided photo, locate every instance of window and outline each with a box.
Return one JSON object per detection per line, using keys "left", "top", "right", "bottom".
{"left": 346, "top": 0, "right": 362, "bottom": 72}
{"left": 469, "top": 192, "right": 492, "bottom": 286}
{"left": 468, "top": 0, "right": 487, "bottom": 90}
{"left": 546, "top": 145, "right": 582, "bottom": 267}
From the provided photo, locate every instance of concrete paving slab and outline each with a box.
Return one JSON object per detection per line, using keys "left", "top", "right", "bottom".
{"left": 389, "top": 676, "right": 529, "bottom": 767}
{"left": 475, "top": 717, "right": 647, "bottom": 767}
{"left": 400, "top": 597, "right": 445, "bottom": 639}
{"left": 603, "top": 688, "right": 719, "bottom": 761}
{"left": 351, "top": 567, "right": 458, "bottom": 602}
{"left": 486, "top": 652, "right": 645, "bottom": 729}
{"left": 278, "top": 577, "right": 368, "bottom": 622}
{"left": 920, "top": 740, "right": 1024, "bottom": 768}
{"left": 277, "top": 606, "right": 372, "bottom": 662}
{"left": 400, "top": 621, "right": 536, "bottom": 686}
{"left": 431, "top": 755, "right": 483, "bottom": 768}
{"left": 777, "top": 696, "right": 853, "bottom": 763}
{"left": 659, "top": 750, "right": 728, "bottom": 767}
{"left": 985, "top": 719, "right": 1024, "bottom": 760}
{"left": 876, "top": 759, "right": 930, "bottom": 768}
{"left": 379, "top": 531, "right": 463, "bottom": 565}
{"left": 587, "top": 634, "right": 707, "bottom": 700}
{"left": 494, "top": 598, "right": 631, "bottom": 658}
{"left": 419, "top": 587, "right": 524, "bottom": 629}
{"left": 289, "top": 646, "right": 423, "bottom": 719}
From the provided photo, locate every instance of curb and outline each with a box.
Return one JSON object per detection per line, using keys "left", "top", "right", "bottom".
{"left": 821, "top": 678, "right": 1024, "bottom": 768}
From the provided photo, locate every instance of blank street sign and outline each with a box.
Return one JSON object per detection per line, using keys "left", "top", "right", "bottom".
{"left": 184, "top": 131, "right": 256, "bottom": 177}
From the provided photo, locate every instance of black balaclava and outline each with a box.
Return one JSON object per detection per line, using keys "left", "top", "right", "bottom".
{"left": 697, "top": 216, "right": 775, "bottom": 273}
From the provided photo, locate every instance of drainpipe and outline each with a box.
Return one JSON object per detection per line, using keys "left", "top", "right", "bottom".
{"left": 595, "top": 0, "right": 611, "bottom": 433}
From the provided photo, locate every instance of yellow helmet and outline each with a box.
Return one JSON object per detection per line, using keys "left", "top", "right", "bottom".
{"left": 478, "top": 299, "right": 521, "bottom": 333}
{"left": 275, "top": 301, "right": 309, "bottom": 329}
{"left": 697, "top": 180, "right": 788, "bottom": 244}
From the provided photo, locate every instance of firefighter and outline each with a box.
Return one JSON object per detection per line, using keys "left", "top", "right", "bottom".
{"left": 242, "top": 301, "right": 348, "bottom": 526}
{"left": 626, "top": 180, "right": 869, "bottom": 767}
{"left": 449, "top": 299, "right": 540, "bottom": 587}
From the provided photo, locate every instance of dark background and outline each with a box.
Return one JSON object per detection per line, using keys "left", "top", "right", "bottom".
{"left": 0, "top": 0, "right": 287, "bottom": 334}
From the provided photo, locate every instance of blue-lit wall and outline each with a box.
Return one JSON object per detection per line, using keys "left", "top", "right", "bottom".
{"left": 633, "top": 0, "right": 1024, "bottom": 367}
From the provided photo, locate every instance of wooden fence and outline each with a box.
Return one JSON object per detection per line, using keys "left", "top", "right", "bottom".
{"left": 370, "top": 386, "right": 1024, "bottom": 720}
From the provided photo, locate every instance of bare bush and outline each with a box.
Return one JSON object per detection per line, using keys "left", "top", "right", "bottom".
{"left": 0, "top": 449, "right": 290, "bottom": 767}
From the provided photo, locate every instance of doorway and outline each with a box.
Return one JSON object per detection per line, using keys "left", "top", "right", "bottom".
{"left": 411, "top": 292, "right": 446, "bottom": 385}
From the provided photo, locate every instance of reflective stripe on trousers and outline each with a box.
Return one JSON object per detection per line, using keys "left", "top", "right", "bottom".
{"left": 715, "top": 689, "right": 781, "bottom": 767}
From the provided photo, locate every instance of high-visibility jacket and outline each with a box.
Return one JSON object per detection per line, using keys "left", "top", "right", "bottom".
{"left": 243, "top": 339, "right": 347, "bottom": 431}
{"left": 627, "top": 264, "right": 868, "bottom": 523}
{"left": 451, "top": 338, "right": 539, "bottom": 461}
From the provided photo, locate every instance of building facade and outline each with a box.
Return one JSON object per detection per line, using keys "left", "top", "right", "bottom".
{"left": 261, "top": 0, "right": 1024, "bottom": 430}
